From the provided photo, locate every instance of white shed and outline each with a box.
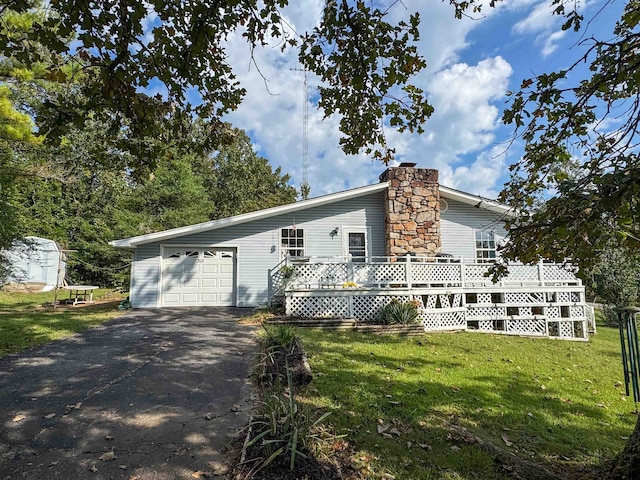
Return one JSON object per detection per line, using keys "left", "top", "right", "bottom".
{"left": 3, "top": 237, "right": 66, "bottom": 291}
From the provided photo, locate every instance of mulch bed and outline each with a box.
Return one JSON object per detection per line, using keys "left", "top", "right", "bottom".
{"left": 232, "top": 338, "right": 360, "bottom": 480}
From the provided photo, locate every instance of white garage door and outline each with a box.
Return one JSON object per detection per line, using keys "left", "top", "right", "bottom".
{"left": 161, "top": 248, "right": 236, "bottom": 306}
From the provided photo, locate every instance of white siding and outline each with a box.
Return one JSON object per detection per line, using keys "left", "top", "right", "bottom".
{"left": 130, "top": 192, "right": 385, "bottom": 308}
{"left": 130, "top": 244, "right": 162, "bottom": 308}
{"left": 440, "top": 198, "right": 508, "bottom": 260}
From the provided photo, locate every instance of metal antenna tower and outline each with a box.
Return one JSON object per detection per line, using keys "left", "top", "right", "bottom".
{"left": 291, "top": 67, "right": 310, "bottom": 200}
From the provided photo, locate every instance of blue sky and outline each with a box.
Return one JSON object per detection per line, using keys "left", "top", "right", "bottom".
{"left": 218, "top": 0, "right": 623, "bottom": 198}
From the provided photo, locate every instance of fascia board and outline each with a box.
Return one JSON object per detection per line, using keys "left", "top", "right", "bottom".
{"left": 439, "top": 186, "right": 515, "bottom": 217}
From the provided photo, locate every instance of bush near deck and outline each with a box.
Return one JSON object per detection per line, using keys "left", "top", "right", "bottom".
{"left": 0, "top": 289, "right": 124, "bottom": 356}
{"left": 297, "top": 321, "right": 635, "bottom": 479}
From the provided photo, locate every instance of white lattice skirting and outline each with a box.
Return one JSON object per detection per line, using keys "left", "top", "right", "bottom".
{"left": 285, "top": 288, "right": 589, "bottom": 341}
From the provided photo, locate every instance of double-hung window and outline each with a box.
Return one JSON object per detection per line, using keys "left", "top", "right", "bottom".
{"left": 281, "top": 228, "right": 304, "bottom": 258}
{"left": 475, "top": 230, "right": 497, "bottom": 263}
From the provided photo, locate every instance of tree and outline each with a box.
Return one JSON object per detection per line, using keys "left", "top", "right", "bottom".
{"left": 0, "top": 0, "right": 431, "bottom": 164}
{"left": 192, "top": 128, "right": 298, "bottom": 220}
{"left": 123, "top": 155, "right": 213, "bottom": 232}
{"left": 467, "top": 0, "right": 640, "bottom": 477}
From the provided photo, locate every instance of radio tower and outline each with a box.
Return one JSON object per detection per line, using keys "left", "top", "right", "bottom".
{"left": 291, "top": 67, "right": 311, "bottom": 200}
{"left": 301, "top": 71, "right": 310, "bottom": 200}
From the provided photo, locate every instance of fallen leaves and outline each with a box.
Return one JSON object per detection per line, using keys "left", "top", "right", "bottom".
{"left": 501, "top": 434, "right": 513, "bottom": 447}
{"left": 44, "top": 413, "right": 56, "bottom": 419}
{"left": 12, "top": 414, "right": 26, "bottom": 422}
{"left": 192, "top": 470, "right": 210, "bottom": 478}
{"left": 99, "top": 451, "right": 117, "bottom": 461}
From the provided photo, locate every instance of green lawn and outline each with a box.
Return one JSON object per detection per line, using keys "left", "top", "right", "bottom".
{"left": 0, "top": 289, "right": 125, "bottom": 356}
{"left": 297, "top": 324, "right": 636, "bottom": 480}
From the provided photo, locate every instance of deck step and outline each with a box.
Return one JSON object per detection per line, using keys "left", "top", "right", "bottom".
{"left": 267, "top": 318, "right": 357, "bottom": 329}
{"left": 267, "top": 318, "right": 425, "bottom": 335}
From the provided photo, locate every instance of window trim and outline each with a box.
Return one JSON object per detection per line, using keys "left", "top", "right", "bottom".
{"left": 280, "top": 227, "right": 305, "bottom": 259}
{"left": 474, "top": 230, "right": 497, "bottom": 263}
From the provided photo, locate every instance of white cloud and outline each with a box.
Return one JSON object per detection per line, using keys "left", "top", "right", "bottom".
{"left": 511, "top": 0, "right": 576, "bottom": 57}
{"left": 513, "top": 1, "right": 558, "bottom": 34}
{"left": 222, "top": 2, "right": 514, "bottom": 198}
{"left": 445, "top": 145, "right": 509, "bottom": 198}
{"left": 392, "top": 56, "right": 513, "bottom": 195}
{"left": 541, "top": 29, "right": 567, "bottom": 57}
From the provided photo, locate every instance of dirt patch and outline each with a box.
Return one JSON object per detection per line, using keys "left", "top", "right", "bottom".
{"left": 40, "top": 298, "right": 124, "bottom": 311}
{"left": 1, "top": 282, "right": 48, "bottom": 293}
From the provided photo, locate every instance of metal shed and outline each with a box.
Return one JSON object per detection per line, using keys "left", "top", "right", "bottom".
{"left": 3, "top": 237, "right": 66, "bottom": 291}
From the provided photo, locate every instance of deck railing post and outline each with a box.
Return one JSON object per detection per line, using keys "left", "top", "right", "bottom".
{"left": 406, "top": 253, "right": 412, "bottom": 288}
{"left": 460, "top": 258, "right": 465, "bottom": 288}
{"left": 347, "top": 254, "right": 354, "bottom": 283}
{"left": 538, "top": 260, "right": 545, "bottom": 287}
{"left": 267, "top": 268, "right": 273, "bottom": 306}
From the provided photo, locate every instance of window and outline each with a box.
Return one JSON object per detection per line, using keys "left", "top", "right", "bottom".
{"left": 281, "top": 228, "right": 304, "bottom": 258}
{"left": 348, "top": 232, "right": 367, "bottom": 262}
{"left": 475, "top": 230, "right": 497, "bottom": 263}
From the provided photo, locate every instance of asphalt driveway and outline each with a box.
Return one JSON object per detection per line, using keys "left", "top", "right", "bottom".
{"left": 0, "top": 308, "right": 258, "bottom": 480}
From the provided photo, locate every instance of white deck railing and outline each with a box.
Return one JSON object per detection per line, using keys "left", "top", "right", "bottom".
{"left": 268, "top": 255, "right": 581, "bottom": 294}
{"left": 269, "top": 255, "right": 589, "bottom": 341}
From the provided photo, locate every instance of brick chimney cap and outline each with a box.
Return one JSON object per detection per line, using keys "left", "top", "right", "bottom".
{"left": 398, "top": 162, "right": 417, "bottom": 167}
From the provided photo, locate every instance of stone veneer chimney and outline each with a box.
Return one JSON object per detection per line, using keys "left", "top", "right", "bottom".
{"left": 380, "top": 164, "right": 441, "bottom": 256}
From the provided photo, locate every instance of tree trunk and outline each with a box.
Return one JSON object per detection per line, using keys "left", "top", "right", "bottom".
{"left": 610, "top": 415, "right": 640, "bottom": 479}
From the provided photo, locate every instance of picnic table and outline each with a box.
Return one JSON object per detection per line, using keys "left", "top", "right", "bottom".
{"left": 63, "top": 285, "right": 98, "bottom": 305}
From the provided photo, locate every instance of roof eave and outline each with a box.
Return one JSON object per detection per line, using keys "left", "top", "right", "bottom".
{"left": 439, "top": 186, "right": 515, "bottom": 218}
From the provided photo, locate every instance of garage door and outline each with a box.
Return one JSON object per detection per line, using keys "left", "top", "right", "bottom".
{"left": 161, "top": 248, "right": 236, "bottom": 306}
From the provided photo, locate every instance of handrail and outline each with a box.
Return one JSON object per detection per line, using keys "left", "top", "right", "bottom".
{"left": 272, "top": 255, "right": 581, "bottom": 292}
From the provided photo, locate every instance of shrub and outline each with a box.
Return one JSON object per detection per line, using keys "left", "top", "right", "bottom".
{"left": 379, "top": 299, "right": 420, "bottom": 325}
{"left": 280, "top": 265, "right": 296, "bottom": 280}
{"left": 259, "top": 324, "right": 299, "bottom": 349}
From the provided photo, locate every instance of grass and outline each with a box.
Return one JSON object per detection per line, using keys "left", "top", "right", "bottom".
{"left": 0, "top": 289, "right": 126, "bottom": 356}
{"left": 296, "top": 320, "right": 637, "bottom": 480}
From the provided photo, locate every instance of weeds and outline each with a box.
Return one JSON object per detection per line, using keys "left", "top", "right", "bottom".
{"left": 258, "top": 323, "right": 298, "bottom": 349}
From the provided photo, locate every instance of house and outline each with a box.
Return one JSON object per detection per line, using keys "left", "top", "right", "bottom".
{"left": 111, "top": 165, "right": 592, "bottom": 340}
{"left": 110, "top": 165, "right": 510, "bottom": 308}
{"left": 2, "top": 236, "right": 66, "bottom": 291}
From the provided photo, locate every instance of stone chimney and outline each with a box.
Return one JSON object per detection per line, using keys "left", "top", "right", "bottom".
{"left": 380, "top": 163, "right": 441, "bottom": 256}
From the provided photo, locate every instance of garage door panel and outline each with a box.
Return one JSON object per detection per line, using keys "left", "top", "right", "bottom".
{"left": 220, "top": 264, "right": 234, "bottom": 274}
{"left": 162, "top": 248, "right": 236, "bottom": 306}
{"left": 201, "top": 293, "right": 218, "bottom": 303}
{"left": 182, "top": 293, "right": 198, "bottom": 303}
{"left": 202, "top": 264, "right": 219, "bottom": 274}
{"left": 218, "top": 292, "right": 234, "bottom": 303}
{"left": 163, "top": 293, "right": 180, "bottom": 304}
{"left": 183, "top": 277, "right": 200, "bottom": 288}
{"left": 164, "top": 266, "right": 183, "bottom": 275}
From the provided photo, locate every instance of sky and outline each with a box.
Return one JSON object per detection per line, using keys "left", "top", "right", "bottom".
{"left": 218, "top": 0, "right": 623, "bottom": 199}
